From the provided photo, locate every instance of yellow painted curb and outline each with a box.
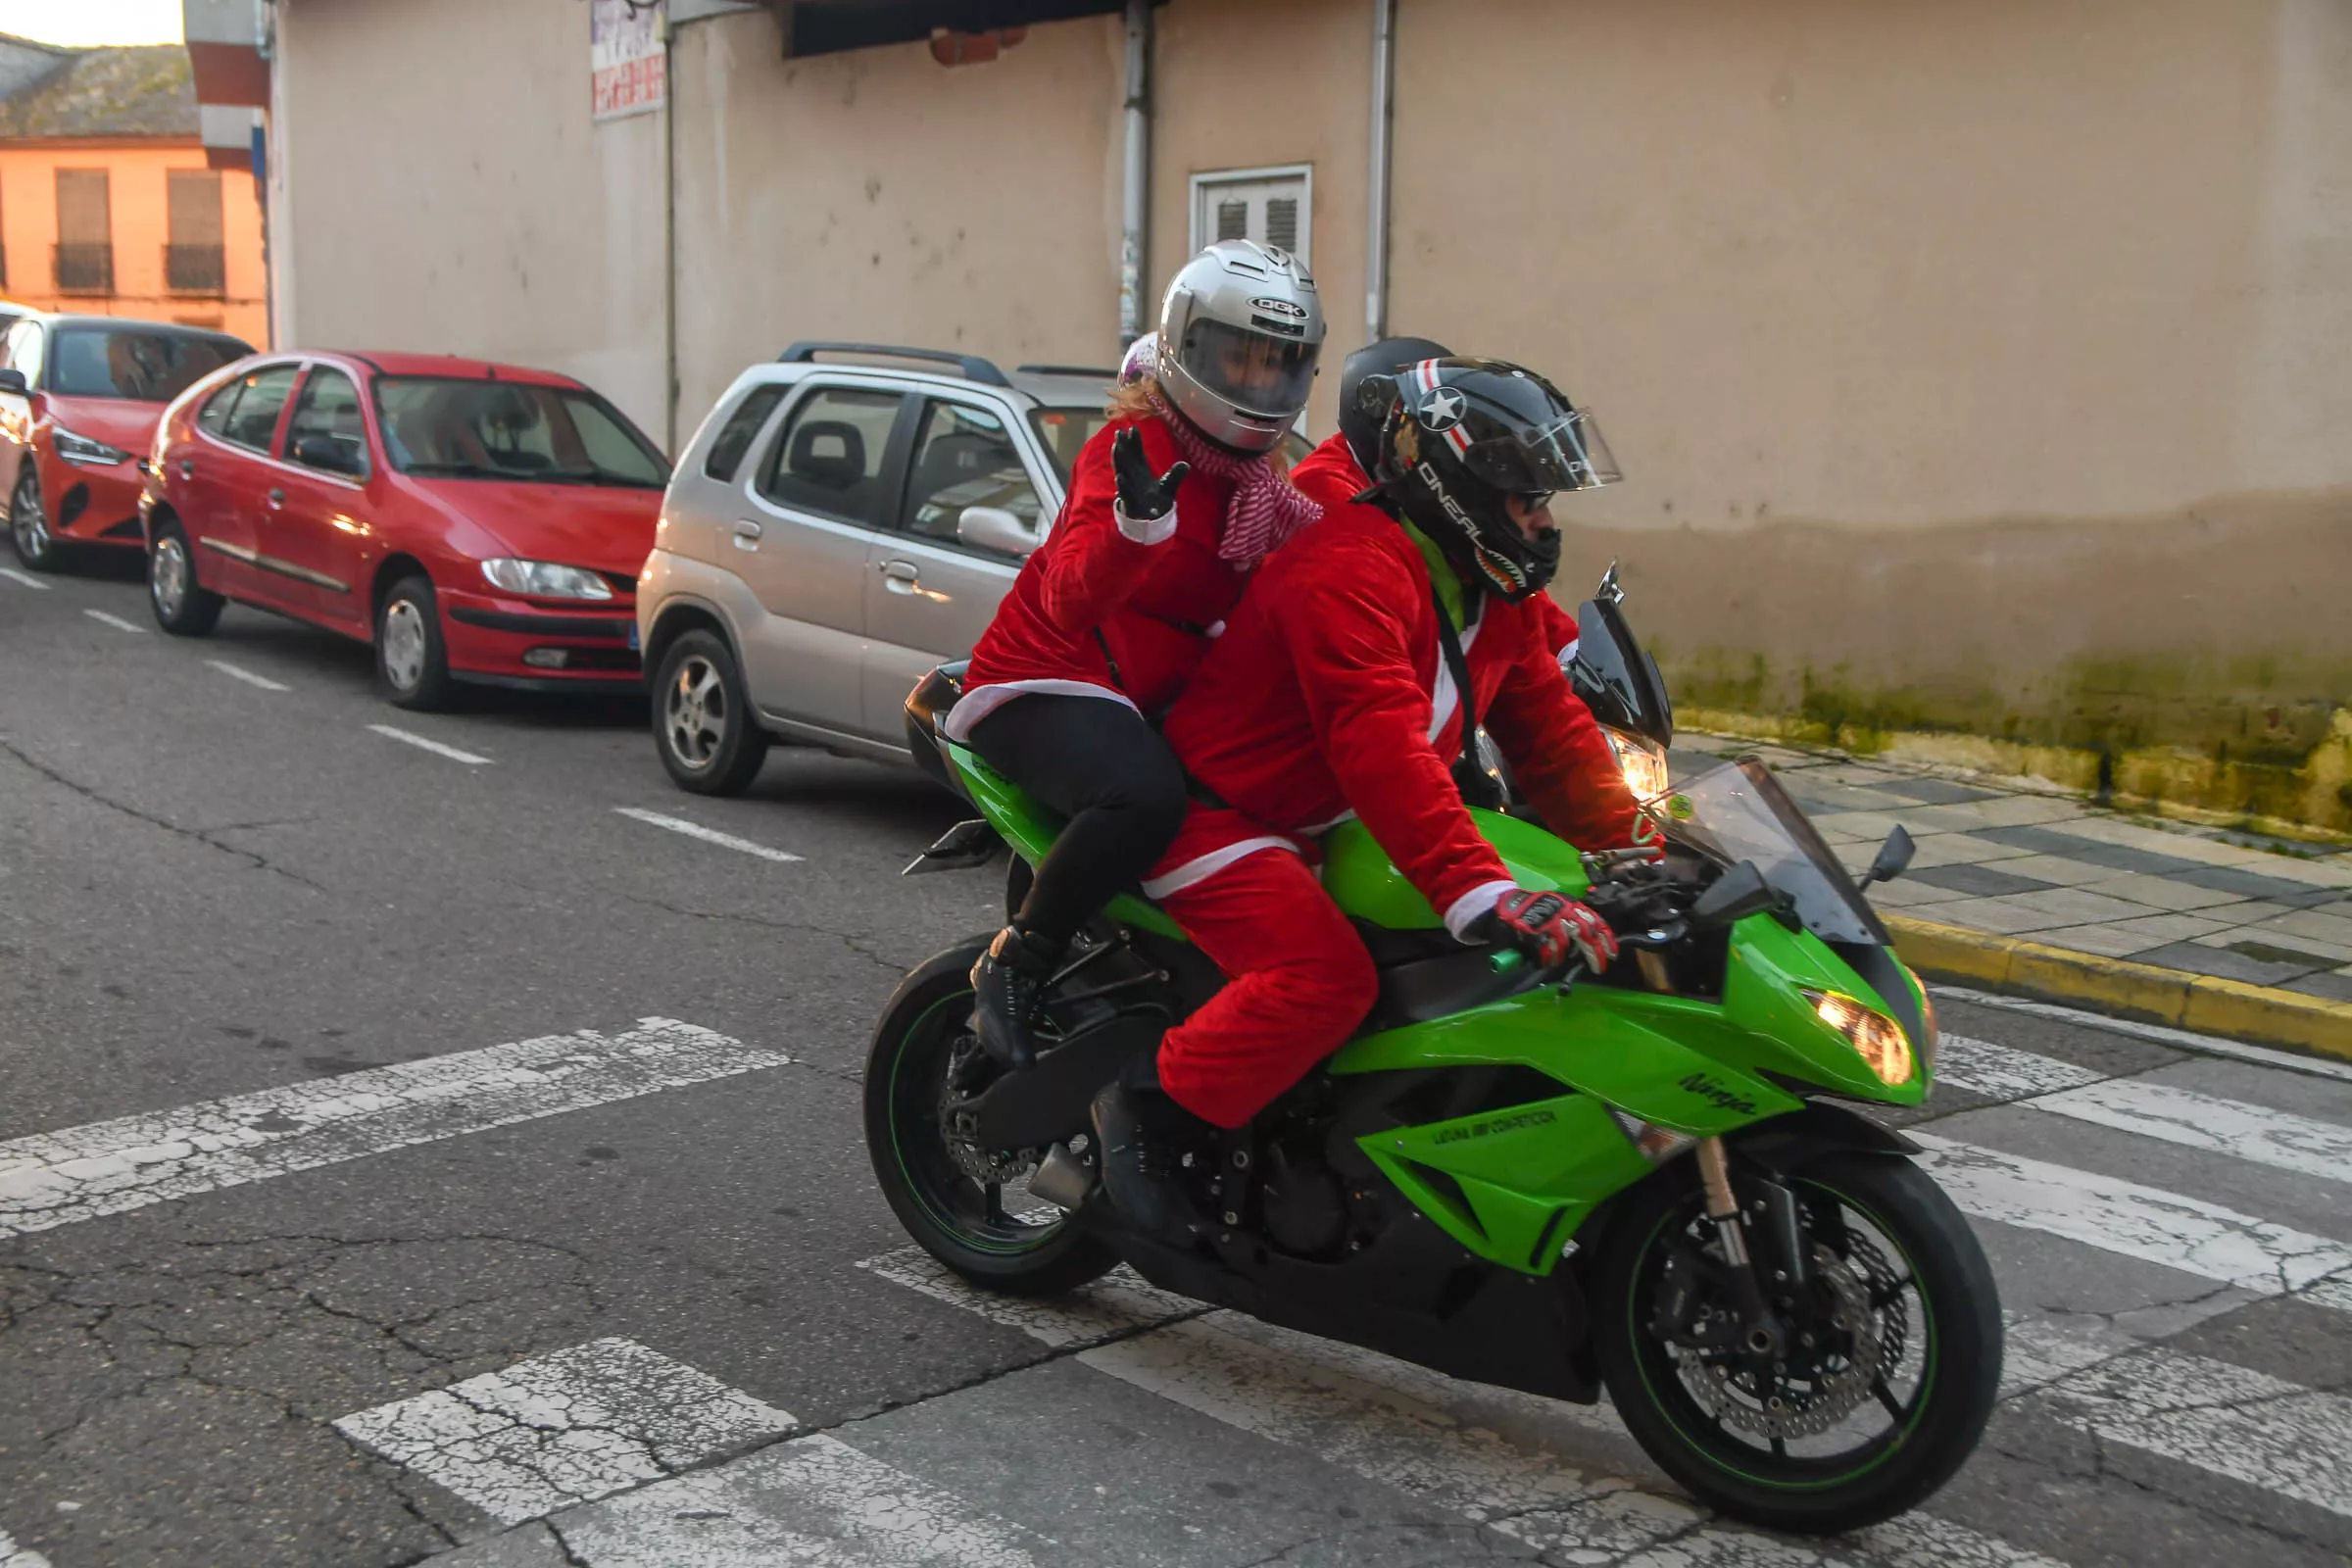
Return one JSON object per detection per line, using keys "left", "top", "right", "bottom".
{"left": 1883, "top": 914, "right": 2352, "bottom": 1063}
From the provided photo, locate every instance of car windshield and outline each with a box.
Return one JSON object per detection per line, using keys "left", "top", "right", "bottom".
{"left": 373, "top": 376, "right": 669, "bottom": 487}
{"left": 1027, "top": 405, "right": 1311, "bottom": 485}
{"left": 1656, "top": 760, "right": 1890, "bottom": 946}
{"left": 49, "top": 327, "right": 249, "bottom": 402}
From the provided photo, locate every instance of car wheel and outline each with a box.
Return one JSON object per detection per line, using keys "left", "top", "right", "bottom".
{"left": 148, "top": 520, "right": 223, "bottom": 636}
{"left": 10, "top": 463, "right": 60, "bottom": 572}
{"left": 376, "top": 573, "right": 453, "bottom": 710}
{"left": 654, "top": 628, "right": 768, "bottom": 795}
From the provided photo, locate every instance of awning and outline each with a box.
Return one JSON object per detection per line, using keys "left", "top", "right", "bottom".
{"left": 767, "top": 0, "right": 1142, "bottom": 59}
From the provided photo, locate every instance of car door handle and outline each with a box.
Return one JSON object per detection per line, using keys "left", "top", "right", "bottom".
{"left": 732, "top": 519, "right": 761, "bottom": 551}
{"left": 267, "top": 487, "right": 285, "bottom": 509}
{"left": 880, "top": 560, "right": 921, "bottom": 595}
{"left": 178, "top": 460, "right": 194, "bottom": 479}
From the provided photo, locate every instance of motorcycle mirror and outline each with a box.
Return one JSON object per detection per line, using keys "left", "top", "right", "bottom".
{"left": 1857, "top": 824, "right": 1916, "bottom": 890}
{"left": 1691, "top": 859, "right": 1776, "bottom": 928}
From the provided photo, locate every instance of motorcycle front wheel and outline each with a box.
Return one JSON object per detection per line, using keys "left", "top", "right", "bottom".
{"left": 863, "top": 941, "right": 1118, "bottom": 1297}
{"left": 1593, "top": 1150, "right": 2001, "bottom": 1534}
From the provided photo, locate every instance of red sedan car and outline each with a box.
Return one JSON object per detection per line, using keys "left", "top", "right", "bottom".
{"left": 139, "top": 351, "right": 669, "bottom": 708}
{"left": 0, "top": 313, "right": 252, "bottom": 570}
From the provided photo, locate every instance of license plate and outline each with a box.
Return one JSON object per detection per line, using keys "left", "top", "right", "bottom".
{"left": 626, "top": 621, "right": 640, "bottom": 650}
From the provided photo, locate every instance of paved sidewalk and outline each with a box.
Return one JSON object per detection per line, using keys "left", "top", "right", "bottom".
{"left": 1667, "top": 734, "right": 2352, "bottom": 1008}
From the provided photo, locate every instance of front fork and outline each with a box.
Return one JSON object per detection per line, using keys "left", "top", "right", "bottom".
{"left": 1696, "top": 1135, "right": 1807, "bottom": 1359}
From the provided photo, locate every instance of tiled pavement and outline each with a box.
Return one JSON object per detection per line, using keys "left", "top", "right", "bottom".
{"left": 1667, "top": 734, "right": 2352, "bottom": 1005}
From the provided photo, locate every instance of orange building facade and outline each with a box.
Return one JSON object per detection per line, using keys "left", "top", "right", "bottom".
{"left": 0, "top": 40, "right": 268, "bottom": 347}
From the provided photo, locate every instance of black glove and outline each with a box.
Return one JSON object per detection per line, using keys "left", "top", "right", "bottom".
{"left": 1112, "top": 425, "right": 1189, "bottom": 522}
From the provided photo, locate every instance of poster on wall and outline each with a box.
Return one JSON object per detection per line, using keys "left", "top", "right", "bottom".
{"left": 592, "top": 0, "right": 665, "bottom": 121}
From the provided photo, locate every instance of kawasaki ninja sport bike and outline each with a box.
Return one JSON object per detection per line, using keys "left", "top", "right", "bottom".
{"left": 864, "top": 570, "right": 1999, "bottom": 1534}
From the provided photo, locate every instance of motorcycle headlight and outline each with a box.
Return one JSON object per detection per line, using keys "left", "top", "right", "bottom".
{"left": 53, "top": 425, "right": 130, "bottom": 467}
{"left": 1804, "top": 990, "right": 1915, "bottom": 1086}
{"left": 1605, "top": 728, "right": 1671, "bottom": 802}
{"left": 480, "top": 559, "right": 613, "bottom": 600}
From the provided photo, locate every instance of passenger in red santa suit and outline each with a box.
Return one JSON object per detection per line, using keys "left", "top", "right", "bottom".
{"left": 946, "top": 240, "right": 1328, "bottom": 1071}
{"left": 1090, "top": 355, "right": 1656, "bottom": 1242}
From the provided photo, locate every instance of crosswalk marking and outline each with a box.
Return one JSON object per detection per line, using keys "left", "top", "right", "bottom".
{"left": 1933, "top": 984, "right": 2352, "bottom": 1086}
{"left": 1938, "top": 1036, "right": 2352, "bottom": 1184}
{"left": 527, "top": 1436, "right": 1047, "bottom": 1567}
{"left": 1907, "top": 1133, "right": 2352, "bottom": 1295}
{"left": 0, "top": 1018, "right": 788, "bottom": 1240}
{"left": 335, "top": 1337, "right": 795, "bottom": 1526}
{"left": 869, "top": 1249, "right": 2063, "bottom": 1568}
{"left": 0, "top": 1527, "right": 54, "bottom": 1567}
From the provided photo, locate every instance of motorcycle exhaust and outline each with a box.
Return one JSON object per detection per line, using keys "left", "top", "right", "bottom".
{"left": 1028, "top": 1142, "right": 1099, "bottom": 1210}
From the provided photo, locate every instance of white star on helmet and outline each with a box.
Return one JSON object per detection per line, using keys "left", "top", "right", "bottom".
{"left": 1420, "top": 387, "right": 1466, "bottom": 430}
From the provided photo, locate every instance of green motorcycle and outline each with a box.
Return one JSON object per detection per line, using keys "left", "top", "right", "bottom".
{"left": 864, "top": 572, "right": 1999, "bottom": 1534}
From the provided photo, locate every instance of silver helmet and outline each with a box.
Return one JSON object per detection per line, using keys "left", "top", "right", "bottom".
{"left": 1153, "top": 240, "right": 1325, "bottom": 454}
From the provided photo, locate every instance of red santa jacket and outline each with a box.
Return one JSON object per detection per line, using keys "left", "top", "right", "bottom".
{"left": 948, "top": 413, "right": 1245, "bottom": 738}
{"left": 1157, "top": 433, "right": 1642, "bottom": 934}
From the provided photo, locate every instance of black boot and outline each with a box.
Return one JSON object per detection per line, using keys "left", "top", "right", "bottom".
{"left": 1091, "top": 1055, "right": 1209, "bottom": 1248}
{"left": 969, "top": 924, "right": 1062, "bottom": 1069}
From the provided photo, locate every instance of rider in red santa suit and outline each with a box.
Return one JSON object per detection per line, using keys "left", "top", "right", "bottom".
{"left": 1090, "top": 354, "right": 1656, "bottom": 1241}
{"left": 948, "top": 240, "right": 1327, "bottom": 1071}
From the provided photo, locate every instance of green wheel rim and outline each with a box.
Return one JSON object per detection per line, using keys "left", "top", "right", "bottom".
{"left": 886, "top": 992, "right": 1069, "bottom": 1258}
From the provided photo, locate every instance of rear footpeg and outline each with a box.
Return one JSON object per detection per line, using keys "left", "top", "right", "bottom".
{"left": 903, "top": 818, "right": 1001, "bottom": 875}
{"left": 1028, "top": 1141, "right": 1099, "bottom": 1210}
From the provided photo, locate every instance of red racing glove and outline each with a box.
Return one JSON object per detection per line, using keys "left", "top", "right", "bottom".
{"left": 1483, "top": 888, "right": 1619, "bottom": 973}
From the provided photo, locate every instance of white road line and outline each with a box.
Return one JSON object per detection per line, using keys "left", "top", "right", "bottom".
{"left": 0, "top": 1527, "right": 55, "bottom": 1568}
{"left": 336, "top": 1338, "right": 795, "bottom": 1526}
{"left": 538, "top": 1436, "right": 1047, "bottom": 1567}
{"left": 2030, "top": 1337, "right": 2352, "bottom": 1519}
{"left": 868, "top": 1250, "right": 2059, "bottom": 1567}
{"left": 1936, "top": 1035, "right": 2103, "bottom": 1099}
{"left": 1909, "top": 1133, "right": 2352, "bottom": 1295}
{"left": 81, "top": 608, "right": 142, "bottom": 633}
{"left": 368, "top": 723, "right": 492, "bottom": 765}
{"left": 1932, "top": 984, "right": 2352, "bottom": 1086}
{"left": 204, "top": 658, "right": 290, "bottom": 692}
{"left": 858, "top": 1245, "right": 1200, "bottom": 1348}
{"left": 613, "top": 807, "right": 803, "bottom": 863}
{"left": 0, "top": 566, "right": 50, "bottom": 590}
{"left": 0, "top": 1017, "right": 788, "bottom": 1240}
{"left": 1937, "top": 1035, "right": 2352, "bottom": 1185}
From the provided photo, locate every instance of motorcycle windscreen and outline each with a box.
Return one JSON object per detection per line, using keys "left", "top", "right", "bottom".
{"left": 1565, "top": 594, "right": 1674, "bottom": 748}
{"left": 1655, "top": 760, "right": 1891, "bottom": 946}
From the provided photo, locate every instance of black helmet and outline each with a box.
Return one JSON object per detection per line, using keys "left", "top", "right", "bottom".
{"left": 1369, "top": 358, "right": 1620, "bottom": 603}
{"left": 1339, "top": 335, "right": 1450, "bottom": 475}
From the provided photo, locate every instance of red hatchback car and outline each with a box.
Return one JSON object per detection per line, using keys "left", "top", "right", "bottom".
{"left": 0, "top": 313, "right": 252, "bottom": 571}
{"left": 139, "top": 351, "right": 669, "bottom": 707}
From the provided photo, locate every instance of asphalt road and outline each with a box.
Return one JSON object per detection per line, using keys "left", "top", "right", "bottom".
{"left": 2, "top": 555, "right": 2348, "bottom": 1568}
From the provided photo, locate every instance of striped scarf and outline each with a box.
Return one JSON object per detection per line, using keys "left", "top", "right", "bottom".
{"left": 1148, "top": 395, "right": 1322, "bottom": 568}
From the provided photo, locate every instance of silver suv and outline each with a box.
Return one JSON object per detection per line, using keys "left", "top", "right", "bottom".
{"left": 637, "top": 343, "right": 1122, "bottom": 794}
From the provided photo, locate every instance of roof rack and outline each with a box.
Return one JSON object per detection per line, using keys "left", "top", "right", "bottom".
{"left": 777, "top": 341, "right": 1010, "bottom": 387}
{"left": 1015, "top": 364, "right": 1120, "bottom": 379}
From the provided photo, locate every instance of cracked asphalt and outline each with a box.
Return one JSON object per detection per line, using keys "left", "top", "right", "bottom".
{"left": 4, "top": 563, "right": 2350, "bottom": 1567}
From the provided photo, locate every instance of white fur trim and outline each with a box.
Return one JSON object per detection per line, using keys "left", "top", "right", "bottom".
{"left": 939, "top": 679, "right": 1137, "bottom": 742}
{"left": 1114, "top": 498, "right": 1178, "bottom": 545}
{"left": 1444, "top": 878, "right": 1517, "bottom": 943}
{"left": 1141, "top": 836, "right": 1299, "bottom": 901}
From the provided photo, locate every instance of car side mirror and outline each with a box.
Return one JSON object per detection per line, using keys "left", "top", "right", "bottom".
{"left": 294, "top": 433, "right": 364, "bottom": 476}
{"left": 1857, "top": 824, "right": 1915, "bottom": 890}
{"left": 0, "top": 368, "right": 26, "bottom": 395}
{"left": 957, "top": 505, "right": 1038, "bottom": 559}
{"left": 1692, "top": 859, "right": 1776, "bottom": 928}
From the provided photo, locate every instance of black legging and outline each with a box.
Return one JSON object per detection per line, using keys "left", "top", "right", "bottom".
{"left": 964, "top": 694, "right": 1189, "bottom": 946}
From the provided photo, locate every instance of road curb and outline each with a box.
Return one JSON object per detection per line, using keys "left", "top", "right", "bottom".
{"left": 1886, "top": 913, "right": 2352, "bottom": 1062}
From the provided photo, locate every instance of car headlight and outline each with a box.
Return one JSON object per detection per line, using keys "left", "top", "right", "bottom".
{"left": 1605, "top": 728, "right": 1670, "bottom": 802}
{"left": 480, "top": 559, "right": 613, "bottom": 600}
{"left": 1804, "top": 990, "right": 1915, "bottom": 1086}
{"left": 53, "top": 425, "right": 130, "bottom": 466}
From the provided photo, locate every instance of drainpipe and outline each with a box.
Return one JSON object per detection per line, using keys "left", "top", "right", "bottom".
{"left": 662, "top": 6, "right": 679, "bottom": 456}
{"left": 1363, "top": 0, "right": 1396, "bottom": 342}
{"left": 1117, "top": 0, "right": 1152, "bottom": 348}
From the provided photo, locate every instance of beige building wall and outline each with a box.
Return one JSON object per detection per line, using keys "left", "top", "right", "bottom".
{"left": 272, "top": 0, "right": 668, "bottom": 439}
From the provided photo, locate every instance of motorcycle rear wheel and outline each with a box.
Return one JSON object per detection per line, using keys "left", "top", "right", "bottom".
{"left": 863, "top": 941, "right": 1118, "bottom": 1297}
{"left": 1593, "top": 1150, "right": 2001, "bottom": 1534}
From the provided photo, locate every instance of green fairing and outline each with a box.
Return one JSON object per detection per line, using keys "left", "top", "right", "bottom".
{"left": 943, "top": 739, "right": 1934, "bottom": 1276}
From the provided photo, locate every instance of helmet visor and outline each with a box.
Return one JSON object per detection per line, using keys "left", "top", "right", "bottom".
{"left": 1177, "top": 318, "right": 1317, "bottom": 418}
{"left": 1461, "top": 407, "right": 1621, "bottom": 494}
